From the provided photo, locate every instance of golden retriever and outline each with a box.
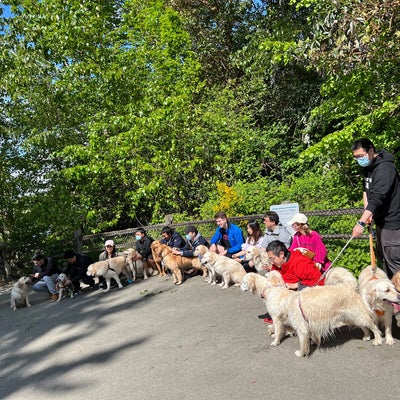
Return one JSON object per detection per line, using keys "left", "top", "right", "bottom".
{"left": 240, "top": 271, "right": 285, "bottom": 297}
{"left": 243, "top": 246, "right": 272, "bottom": 276}
{"left": 11, "top": 276, "right": 32, "bottom": 311}
{"left": 152, "top": 243, "right": 207, "bottom": 285}
{"left": 324, "top": 267, "right": 357, "bottom": 290}
{"left": 150, "top": 240, "right": 166, "bottom": 276}
{"left": 124, "top": 248, "right": 154, "bottom": 281}
{"left": 196, "top": 250, "right": 246, "bottom": 289}
{"left": 87, "top": 256, "right": 132, "bottom": 292}
{"left": 262, "top": 284, "right": 384, "bottom": 357}
{"left": 358, "top": 265, "right": 400, "bottom": 345}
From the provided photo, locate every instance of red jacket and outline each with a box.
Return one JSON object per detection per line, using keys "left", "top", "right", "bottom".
{"left": 272, "top": 250, "right": 324, "bottom": 287}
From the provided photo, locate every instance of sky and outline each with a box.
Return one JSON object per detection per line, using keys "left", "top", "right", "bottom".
{"left": 1, "top": 4, "right": 12, "bottom": 19}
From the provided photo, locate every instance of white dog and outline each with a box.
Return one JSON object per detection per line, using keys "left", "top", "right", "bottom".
{"left": 87, "top": 256, "right": 132, "bottom": 292}
{"left": 56, "top": 273, "right": 74, "bottom": 302}
{"left": 358, "top": 265, "right": 400, "bottom": 345}
{"left": 324, "top": 267, "right": 358, "bottom": 290}
{"left": 195, "top": 249, "right": 246, "bottom": 289}
{"left": 244, "top": 246, "right": 272, "bottom": 276}
{"left": 124, "top": 248, "right": 154, "bottom": 281}
{"left": 11, "top": 276, "right": 32, "bottom": 311}
{"left": 262, "top": 284, "right": 384, "bottom": 357}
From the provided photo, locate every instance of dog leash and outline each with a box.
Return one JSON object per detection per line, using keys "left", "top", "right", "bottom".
{"left": 368, "top": 224, "right": 377, "bottom": 276}
{"left": 315, "top": 235, "right": 354, "bottom": 284}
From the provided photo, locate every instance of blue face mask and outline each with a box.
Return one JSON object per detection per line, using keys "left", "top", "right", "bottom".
{"left": 135, "top": 235, "right": 141, "bottom": 241}
{"left": 357, "top": 156, "right": 371, "bottom": 168}
{"left": 185, "top": 234, "right": 192, "bottom": 241}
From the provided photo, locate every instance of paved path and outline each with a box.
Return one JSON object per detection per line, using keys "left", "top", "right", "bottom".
{"left": 1, "top": 273, "right": 400, "bottom": 400}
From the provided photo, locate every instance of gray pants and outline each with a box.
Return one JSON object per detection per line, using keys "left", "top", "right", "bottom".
{"left": 376, "top": 226, "right": 400, "bottom": 278}
{"left": 33, "top": 273, "right": 58, "bottom": 295}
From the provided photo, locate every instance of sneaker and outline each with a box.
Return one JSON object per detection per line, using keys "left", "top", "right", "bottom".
{"left": 49, "top": 293, "right": 58, "bottom": 302}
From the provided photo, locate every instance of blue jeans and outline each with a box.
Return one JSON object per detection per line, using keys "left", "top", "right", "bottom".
{"left": 33, "top": 274, "right": 58, "bottom": 295}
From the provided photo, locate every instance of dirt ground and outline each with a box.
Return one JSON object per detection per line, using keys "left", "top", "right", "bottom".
{"left": 1, "top": 273, "right": 400, "bottom": 400}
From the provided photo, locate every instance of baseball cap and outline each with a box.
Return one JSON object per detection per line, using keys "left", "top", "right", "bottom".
{"left": 287, "top": 213, "right": 308, "bottom": 225}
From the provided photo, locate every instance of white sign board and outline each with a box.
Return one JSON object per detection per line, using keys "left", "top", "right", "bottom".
{"left": 270, "top": 202, "right": 299, "bottom": 235}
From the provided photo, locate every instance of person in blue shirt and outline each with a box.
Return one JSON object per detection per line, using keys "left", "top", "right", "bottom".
{"left": 209, "top": 211, "right": 244, "bottom": 258}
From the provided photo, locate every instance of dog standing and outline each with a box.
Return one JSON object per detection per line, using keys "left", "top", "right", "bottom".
{"left": 56, "top": 273, "right": 74, "bottom": 302}
{"left": 124, "top": 248, "right": 154, "bottom": 281}
{"left": 87, "top": 256, "right": 132, "bottom": 292}
{"left": 11, "top": 276, "right": 32, "bottom": 311}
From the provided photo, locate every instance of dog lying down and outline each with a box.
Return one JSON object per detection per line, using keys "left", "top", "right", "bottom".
{"left": 87, "top": 256, "right": 132, "bottom": 292}
{"left": 56, "top": 273, "right": 74, "bottom": 302}
{"left": 358, "top": 265, "right": 400, "bottom": 345}
{"left": 11, "top": 276, "right": 32, "bottom": 311}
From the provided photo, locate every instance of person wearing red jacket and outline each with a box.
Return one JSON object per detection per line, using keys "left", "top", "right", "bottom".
{"left": 266, "top": 240, "right": 324, "bottom": 289}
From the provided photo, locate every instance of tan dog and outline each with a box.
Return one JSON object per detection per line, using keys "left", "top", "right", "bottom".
{"left": 324, "top": 267, "right": 357, "bottom": 290}
{"left": 150, "top": 240, "right": 166, "bottom": 276}
{"left": 193, "top": 245, "right": 212, "bottom": 282}
{"left": 392, "top": 271, "right": 400, "bottom": 292}
{"left": 197, "top": 250, "right": 246, "bottom": 289}
{"left": 244, "top": 246, "right": 272, "bottom": 276}
{"left": 263, "top": 284, "right": 384, "bottom": 357}
{"left": 11, "top": 276, "right": 32, "bottom": 311}
{"left": 124, "top": 248, "right": 154, "bottom": 281}
{"left": 240, "top": 271, "right": 285, "bottom": 297}
{"left": 87, "top": 256, "right": 132, "bottom": 292}
{"left": 358, "top": 265, "right": 400, "bottom": 345}
{"left": 152, "top": 243, "right": 207, "bottom": 285}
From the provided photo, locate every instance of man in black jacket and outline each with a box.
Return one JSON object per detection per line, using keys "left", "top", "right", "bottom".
{"left": 133, "top": 228, "right": 157, "bottom": 272}
{"left": 31, "top": 252, "right": 60, "bottom": 302}
{"left": 63, "top": 250, "right": 95, "bottom": 294}
{"left": 160, "top": 226, "right": 185, "bottom": 249}
{"left": 351, "top": 138, "right": 400, "bottom": 277}
{"left": 172, "top": 225, "right": 209, "bottom": 257}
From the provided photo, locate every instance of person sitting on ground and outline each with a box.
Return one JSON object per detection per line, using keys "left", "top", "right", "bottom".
{"left": 260, "top": 211, "right": 292, "bottom": 249}
{"left": 160, "top": 226, "right": 185, "bottom": 249}
{"left": 63, "top": 250, "right": 95, "bottom": 294}
{"left": 209, "top": 211, "right": 244, "bottom": 258}
{"left": 266, "top": 240, "right": 324, "bottom": 290}
{"left": 98, "top": 239, "right": 124, "bottom": 289}
{"left": 132, "top": 228, "right": 157, "bottom": 272}
{"left": 31, "top": 252, "right": 60, "bottom": 302}
{"left": 172, "top": 225, "right": 209, "bottom": 257}
{"left": 287, "top": 212, "right": 331, "bottom": 272}
{"left": 232, "top": 220, "right": 263, "bottom": 272}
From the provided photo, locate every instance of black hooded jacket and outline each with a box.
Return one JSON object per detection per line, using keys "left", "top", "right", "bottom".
{"left": 363, "top": 149, "right": 400, "bottom": 229}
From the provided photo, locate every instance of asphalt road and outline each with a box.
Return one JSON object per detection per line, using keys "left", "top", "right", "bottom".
{"left": 1, "top": 273, "right": 400, "bottom": 400}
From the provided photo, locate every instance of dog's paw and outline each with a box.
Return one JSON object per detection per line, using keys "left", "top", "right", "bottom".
{"left": 362, "top": 335, "right": 371, "bottom": 342}
{"left": 27, "top": 304, "right": 32, "bottom": 308}
{"left": 372, "top": 337, "right": 383, "bottom": 346}
{"left": 270, "top": 340, "right": 280, "bottom": 347}
{"left": 295, "top": 350, "right": 305, "bottom": 357}
{"left": 385, "top": 337, "right": 395, "bottom": 345}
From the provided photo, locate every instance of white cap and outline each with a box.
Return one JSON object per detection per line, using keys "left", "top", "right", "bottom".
{"left": 287, "top": 213, "right": 308, "bottom": 225}
{"left": 105, "top": 239, "right": 114, "bottom": 247}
